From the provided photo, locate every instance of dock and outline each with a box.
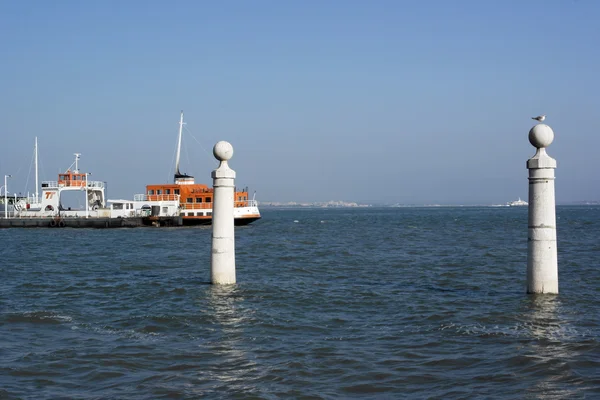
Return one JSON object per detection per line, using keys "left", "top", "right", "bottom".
{"left": 0, "top": 216, "right": 183, "bottom": 229}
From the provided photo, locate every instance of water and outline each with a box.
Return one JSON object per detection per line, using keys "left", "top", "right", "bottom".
{"left": 1, "top": 206, "right": 599, "bottom": 399}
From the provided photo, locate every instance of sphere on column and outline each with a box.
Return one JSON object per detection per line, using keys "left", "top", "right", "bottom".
{"left": 529, "top": 124, "right": 554, "bottom": 149}
{"left": 213, "top": 141, "right": 234, "bottom": 161}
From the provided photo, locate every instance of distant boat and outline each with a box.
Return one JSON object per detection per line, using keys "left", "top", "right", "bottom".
{"left": 507, "top": 197, "right": 528, "bottom": 207}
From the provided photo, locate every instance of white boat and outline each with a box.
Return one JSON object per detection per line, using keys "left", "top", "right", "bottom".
{"left": 1, "top": 140, "right": 180, "bottom": 222}
{"left": 0, "top": 137, "right": 43, "bottom": 217}
{"left": 507, "top": 197, "right": 528, "bottom": 207}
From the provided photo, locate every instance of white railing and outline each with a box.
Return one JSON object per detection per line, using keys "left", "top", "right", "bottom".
{"left": 87, "top": 180, "right": 105, "bottom": 188}
{"left": 42, "top": 179, "right": 105, "bottom": 189}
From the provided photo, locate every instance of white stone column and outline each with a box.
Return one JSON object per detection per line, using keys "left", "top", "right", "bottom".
{"left": 527, "top": 124, "right": 558, "bottom": 294}
{"left": 211, "top": 141, "right": 236, "bottom": 284}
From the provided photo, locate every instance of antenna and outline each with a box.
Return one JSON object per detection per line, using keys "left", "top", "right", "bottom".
{"left": 73, "top": 153, "right": 81, "bottom": 173}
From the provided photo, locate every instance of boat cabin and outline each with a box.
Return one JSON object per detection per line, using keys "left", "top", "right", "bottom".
{"left": 145, "top": 183, "right": 251, "bottom": 212}
{"left": 58, "top": 170, "right": 88, "bottom": 188}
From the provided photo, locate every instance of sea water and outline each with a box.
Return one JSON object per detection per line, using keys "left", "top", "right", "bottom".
{"left": 1, "top": 206, "right": 599, "bottom": 399}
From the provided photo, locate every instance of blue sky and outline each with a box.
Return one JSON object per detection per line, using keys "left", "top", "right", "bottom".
{"left": 1, "top": 0, "right": 599, "bottom": 204}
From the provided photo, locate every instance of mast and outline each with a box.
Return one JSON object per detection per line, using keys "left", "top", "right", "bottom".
{"left": 35, "top": 137, "right": 39, "bottom": 203}
{"left": 73, "top": 153, "right": 81, "bottom": 173}
{"left": 174, "top": 111, "right": 184, "bottom": 180}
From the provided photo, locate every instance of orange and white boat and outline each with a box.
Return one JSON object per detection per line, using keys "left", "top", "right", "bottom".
{"left": 140, "top": 112, "right": 261, "bottom": 226}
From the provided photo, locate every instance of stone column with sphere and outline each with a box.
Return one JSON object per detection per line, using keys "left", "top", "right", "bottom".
{"left": 526, "top": 123, "right": 558, "bottom": 294}
{"left": 211, "top": 141, "right": 236, "bottom": 284}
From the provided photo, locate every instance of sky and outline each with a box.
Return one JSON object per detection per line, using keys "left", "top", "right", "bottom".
{"left": 1, "top": 0, "right": 599, "bottom": 205}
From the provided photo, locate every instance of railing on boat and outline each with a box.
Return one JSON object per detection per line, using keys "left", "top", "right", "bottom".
{"left": 135, "top": 194, "right": 257, "bottom": 208}
{"left": 41, "top": 181, "right": 58, "bottom": 188}
{"left": 178, "top": 199, "right": 259, "bottom": 210}
{"left": 134, "top": 194, "right": 180, "bottom": 202}
{"left": 237, "top": 200, "right": 259, "bottom": 208}
{"left": 41, "top": 180, "right": 105, "bottom": 189}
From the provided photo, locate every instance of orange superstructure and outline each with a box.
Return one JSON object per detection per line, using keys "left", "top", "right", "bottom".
{"left": 58, "top": 170, "right": 87, "bottom": 188}
{"left": 145, "top": 180, "right": 257, "bottom": 225}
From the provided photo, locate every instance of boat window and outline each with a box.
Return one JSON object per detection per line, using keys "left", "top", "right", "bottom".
{"left": 186, "top": 198, "right": 193, "bottom": 203}
{"left": 187, "top": 212, "right": 194, "bottom": 216}
{"left": 207, "top": 212, "right": 212, "bottom": 216}
{"left": 165, "top": 189, "right": 171, "bottom": 194}
{"left": 197, "top": 212, "right": 204, "bottom": 216}
{"left": 113, "top": 203, "right": 123, "bottom": 210}
{"left": 196, "top": 198, "right": 203, "bottom": 203}
{"left": 157, "top": 190, "right": 162, "bottom": 195}
{"left": 206, "top": 197, "right": 211, "bottom": 203}
{"left": 174, "top": 189, "right": 180, "bottom": 195}
{"left": 148, "top": 189, "right": 154, "bottom": 195}
{"left": 162, "top": 207, "right": 168, "bottom": 214}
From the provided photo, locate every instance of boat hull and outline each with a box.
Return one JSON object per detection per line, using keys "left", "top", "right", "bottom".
{"left": 179, "top": 215, "right": 261, "bottom": 226}
{"left": 234, "top": 216, "right": 261, "bottom": 226}
{"left": 0, "top": 217, "right": 156, "bottom": 229}
{"left": 0, "top": 214, "right": 260, "bottom": 228}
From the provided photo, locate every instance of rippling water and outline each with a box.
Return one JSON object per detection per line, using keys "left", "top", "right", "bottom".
{"left": 1, "top": 206, "right": 599, "bottom": 399}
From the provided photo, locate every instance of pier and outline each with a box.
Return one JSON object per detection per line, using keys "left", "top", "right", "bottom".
{"left": 0, "top": 216, "right": 183, "bottom": 229}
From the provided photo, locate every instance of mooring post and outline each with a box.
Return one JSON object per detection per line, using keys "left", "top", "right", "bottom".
{"left": 210, "top": 141, "right": 236, "bottom": 284}
{"left": 526, "top": 123, "right": 558, "bottom": 294}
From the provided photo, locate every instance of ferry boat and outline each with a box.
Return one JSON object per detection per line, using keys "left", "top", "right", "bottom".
{"left": 507, "top": 197, "right": 528, "bottom": 207}
{"left": 1, "top": 141, "right": 180, "bottom": 223}
{"left": 140, "top": 112, "right": 261, "bottom": 226}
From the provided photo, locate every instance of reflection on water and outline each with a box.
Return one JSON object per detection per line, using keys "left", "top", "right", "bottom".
{"left": 519, "top": 295, "right": 585, "bottom": 399}
{"left": 202, "top": 286, "right": 261, "bottom": 393}
{"left": 522, "top": 295, "right": 563, "bottom": 341}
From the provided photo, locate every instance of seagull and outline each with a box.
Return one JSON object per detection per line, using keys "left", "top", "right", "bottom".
{"left": 532, "top": 115, "right": 546, "bottom": 122}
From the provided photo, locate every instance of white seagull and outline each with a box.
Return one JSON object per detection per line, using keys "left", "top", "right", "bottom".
{"left": 532, "top": 115, "right": 546, "bottom": 122}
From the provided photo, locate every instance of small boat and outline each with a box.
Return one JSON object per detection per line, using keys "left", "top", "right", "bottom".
{"left": 0, "top": 137, "right": 42, "bottom": 217}
{"left": 141, "top": 112, "right": 261, "bottom": 226}
{"left": 507, "top": 197, "right": 528, "bottom": 207}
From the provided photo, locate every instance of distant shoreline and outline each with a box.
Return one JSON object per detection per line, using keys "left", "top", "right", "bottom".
{"left": 259, "top": 202, "right": 600, "bottom": 209}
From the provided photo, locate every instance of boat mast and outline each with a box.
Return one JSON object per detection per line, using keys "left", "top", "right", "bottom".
{"left": 35, "top": 137, "right": 39, "bottom": 203}
{"left": 73, "top": 153, "right": 81, "bottom": 173}
{"left": 174, "top": 111, "right": 184, "bottom": 180}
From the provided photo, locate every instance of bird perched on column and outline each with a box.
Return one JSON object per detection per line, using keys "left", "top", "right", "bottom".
{"left": 532, "top": 115, "right": 546, "bottom": 122}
